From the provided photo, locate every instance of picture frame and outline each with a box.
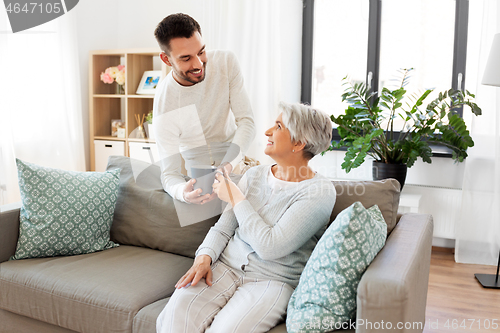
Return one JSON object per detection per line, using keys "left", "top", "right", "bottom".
{"left": 136, "top": 70, "right": 162, "bottom": 95}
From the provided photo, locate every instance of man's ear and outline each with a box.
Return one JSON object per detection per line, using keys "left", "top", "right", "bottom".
{"left": 160, "top": 52, "right": 172, "bottom": 67}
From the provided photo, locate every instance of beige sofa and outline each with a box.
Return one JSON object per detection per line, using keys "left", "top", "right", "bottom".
{"left": 0, "top": 157, "right": 433, "bottom": 333}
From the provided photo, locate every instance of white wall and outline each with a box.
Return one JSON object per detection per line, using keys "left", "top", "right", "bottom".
{"left": 74, "top": 0, "right": 302, "bottom": 171}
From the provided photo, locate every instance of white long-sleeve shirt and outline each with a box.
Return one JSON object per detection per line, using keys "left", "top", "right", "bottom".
{"left": 153, "top": 50, "right": 255, "bottom": 202}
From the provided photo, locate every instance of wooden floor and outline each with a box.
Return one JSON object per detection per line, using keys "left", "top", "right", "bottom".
{"left": 424, "top": 249, "right": 500, "bottom": 332}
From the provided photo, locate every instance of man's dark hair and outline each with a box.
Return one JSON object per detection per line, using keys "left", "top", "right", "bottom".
{"left": 154, "top": 13, "right": 202, "bottom": 54}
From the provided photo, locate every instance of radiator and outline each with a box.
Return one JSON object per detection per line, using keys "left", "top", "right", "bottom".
{"left": 401, "top": 184, "right": 463, "bottom": 239}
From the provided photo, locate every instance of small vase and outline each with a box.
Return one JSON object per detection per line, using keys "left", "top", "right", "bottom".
{"left": 136, "top": 125, "right": 146, "bottom": 139}
{"left": 116, "top": 84, "right": 125, "bottom": 95}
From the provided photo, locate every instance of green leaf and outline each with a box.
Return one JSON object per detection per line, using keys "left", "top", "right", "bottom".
{"left": 472, "top": 104, "right": 482, "bottom": 116}
{"left": 380, "top": 101, "right": 390, "bottom": 109}
{"left": 409, "top": 89, "right": 432, "bottom": 114}
{"left": 393, "top": 88, "right": 406, "bottom": 101}
{"left": 466, "top": 90, "right": 476, "bottom": 98}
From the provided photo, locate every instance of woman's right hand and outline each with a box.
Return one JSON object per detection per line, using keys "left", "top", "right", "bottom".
{"left": 175, "top": 254, "right": 213, "bottom": 289}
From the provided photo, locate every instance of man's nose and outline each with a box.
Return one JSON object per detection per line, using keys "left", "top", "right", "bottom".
{"left": 193, "top": 56, "right": 203, "bottom": 69}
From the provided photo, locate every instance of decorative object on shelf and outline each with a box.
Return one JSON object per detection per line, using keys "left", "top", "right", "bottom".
{"left": 327, "top": 68, "right": 482, "bottom": 189}
{"left": 117, "top": 126, "right": 126, "bottom": 139}
{"left": 145, "top": 110, "right": 154, "bottom": 140}
{"left": 111, "top": 119, "right": 125, "bottom": 137}
{"left": 116, "top": 83, "right": 125, "bottom": 95}
{"left": 100, "top": 65, "right": 126, "bottom": 94}
{"left": 474, "top": 33, "right": 500, "bottom": 289}
{"left": 136, "top": 70, "right": 161, "bottom": 95}
{"left": 133, "top": 114, "right": 146, "bottom": 139}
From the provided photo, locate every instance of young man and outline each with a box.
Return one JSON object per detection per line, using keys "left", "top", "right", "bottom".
{"left": 153, "top": 13, "right": 255, "bottom": 205}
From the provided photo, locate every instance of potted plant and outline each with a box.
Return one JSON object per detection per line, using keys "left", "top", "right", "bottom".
{"left": 328, "top": 68, "right": 482, "bottom": 189}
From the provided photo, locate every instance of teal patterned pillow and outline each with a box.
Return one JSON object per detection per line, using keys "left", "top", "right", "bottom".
{"left": 11, "top": 159, "right": 121, "bottom": 260}
{"left": 286, "top": 202, "right": 387, "bottom": 333}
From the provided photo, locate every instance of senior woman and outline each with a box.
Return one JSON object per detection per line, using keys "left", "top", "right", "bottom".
{"left": 157, "top": 102, "right": 336, "bottom": 333}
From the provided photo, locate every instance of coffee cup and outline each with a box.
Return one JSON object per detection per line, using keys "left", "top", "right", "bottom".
{"left": 191, "top": 165, "right": 218, "bottom": 195}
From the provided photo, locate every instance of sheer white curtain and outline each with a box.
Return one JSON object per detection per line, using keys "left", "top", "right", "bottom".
{"left": 0, "top": 10, "right": 85, "bottom": 205}
{"left": 455, "top": 0, "right": 500, "bottom": 265}
{"left": 200, "top": 0, "right": 299, "bottom": 165}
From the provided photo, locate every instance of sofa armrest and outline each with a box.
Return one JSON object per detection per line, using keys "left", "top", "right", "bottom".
{"left": 0, "top": 202, "right": 21, "bottom": 263}
{"left": 356, "top": 213, "right": 433, "bottom": 333}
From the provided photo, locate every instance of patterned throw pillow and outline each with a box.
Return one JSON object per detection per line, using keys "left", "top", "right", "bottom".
{"left": 286, "top": 202, "right": 387, "bottom": 333}
{"left": 10, "top": 159, "right": 121, "bottom": 260}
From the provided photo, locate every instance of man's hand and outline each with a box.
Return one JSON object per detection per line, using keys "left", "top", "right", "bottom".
{"left": 175, "top": 254, "right": 213, "bottom": 289}
{"left": 183, "top": 179, "right": 217, "bottom": 204}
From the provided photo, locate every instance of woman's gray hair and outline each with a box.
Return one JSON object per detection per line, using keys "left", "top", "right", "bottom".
{"left": 279, "top": 102, "right": 332, "bottom": 160}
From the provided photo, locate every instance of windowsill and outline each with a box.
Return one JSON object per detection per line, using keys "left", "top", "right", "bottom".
{"left": 428, "top": 144, "right": 454, "bottom": 158}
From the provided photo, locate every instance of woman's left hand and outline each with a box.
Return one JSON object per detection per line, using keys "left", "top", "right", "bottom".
{"left": 212, "top": 172, "right": 245, "bottom": 206}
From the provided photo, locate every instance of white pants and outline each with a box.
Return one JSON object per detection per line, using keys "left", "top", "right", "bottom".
{"left": 156, "top": 261, "right": 294, "bottom": 333}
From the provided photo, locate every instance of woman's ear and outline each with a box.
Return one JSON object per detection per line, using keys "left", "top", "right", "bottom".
{"left": 293, "top": 141, "right": 306, "bottom": 152}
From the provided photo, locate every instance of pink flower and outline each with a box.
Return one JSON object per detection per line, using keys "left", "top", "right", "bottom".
{"left": 100, "top": 72, "right": 114, "bottom": 84}
{"left": 101, "top": 65, "right": 124, "bottom": 84}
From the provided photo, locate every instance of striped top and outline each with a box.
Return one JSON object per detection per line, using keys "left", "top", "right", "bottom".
{"left": 196, "top": 165, "right": 336, "bottom": 287}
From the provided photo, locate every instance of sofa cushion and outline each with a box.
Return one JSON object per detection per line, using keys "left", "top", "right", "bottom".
{"left": 11, "top": 159, "right": 120, "bottom": 260}
{"left": 0, "top": 309, "right": 78, "bottom": 333}
{"left": 132, "top": 297, "right": 170, "bottom": 333}
{"left": 0, "top": 245, "right": 193, "bottom": 333}
{"left": 331, "top": 179, "right": 400, "bottom": 233}
{"left": 286, "top": 202, "right": 387, "bottom": 332}
{"left": 106, "top": 156, "right": 223, "bottom": 258}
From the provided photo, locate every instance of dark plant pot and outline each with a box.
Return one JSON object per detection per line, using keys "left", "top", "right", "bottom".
{"left": 372, "top": 161, "right": 408, "bottom": 190}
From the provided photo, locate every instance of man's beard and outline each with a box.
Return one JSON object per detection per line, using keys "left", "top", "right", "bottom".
{"left": 172, "top": 61, "right": 207, "bottom": 85}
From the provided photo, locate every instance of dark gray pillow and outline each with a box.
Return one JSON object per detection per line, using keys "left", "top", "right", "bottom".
{"left": 107, "top": 156, "right": 225, "bottom": 258}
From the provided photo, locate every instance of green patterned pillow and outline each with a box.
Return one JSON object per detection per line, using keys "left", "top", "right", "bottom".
{"left": 286, "top": 202, "right": 387, "bottom": 333}
{"left": 10, "top": 159, "right": 121, "bottom": 260}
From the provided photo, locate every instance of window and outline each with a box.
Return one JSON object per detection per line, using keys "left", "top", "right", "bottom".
{"left": 302, "top": 0, "right": 470, "bottom": 155}
{"left": 379, "top": 0, "right": 456, "bottom": 111}
{"left": 311, "top": 0, "right": 369, "bottom": 117}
